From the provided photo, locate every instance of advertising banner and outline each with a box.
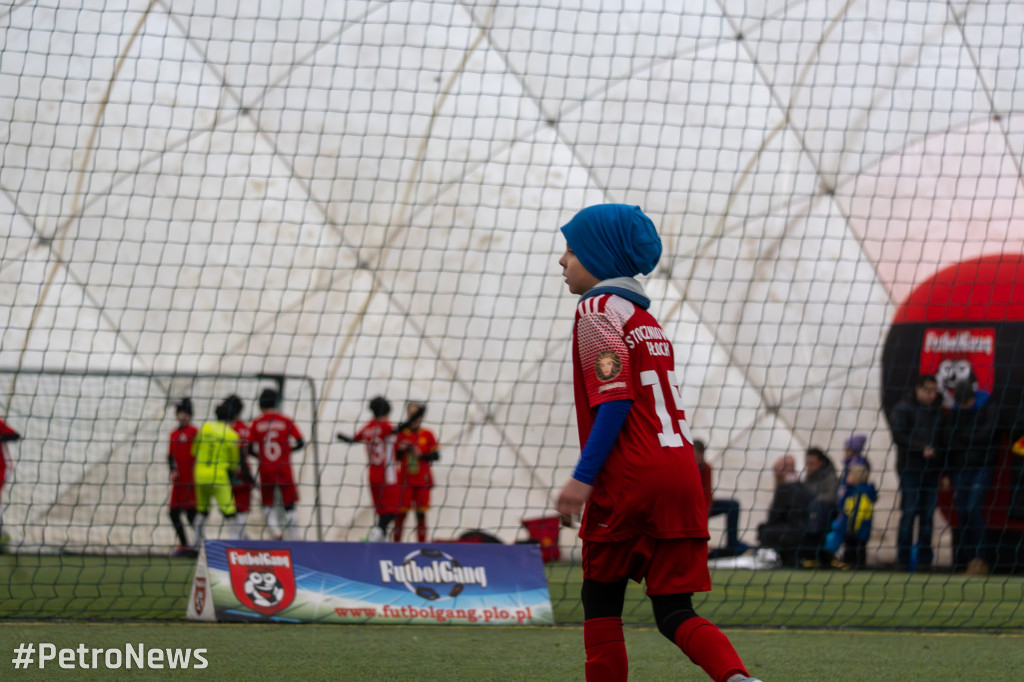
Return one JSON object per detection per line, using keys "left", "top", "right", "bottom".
{"left": 187, "top": 540, "right": 554, "bottom": 626}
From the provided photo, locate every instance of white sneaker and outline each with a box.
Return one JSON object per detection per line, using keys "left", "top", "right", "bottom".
{"left": 367, "top": 526, "right": 385, "bottom": 542}
{"left": 727, "top": 675, "right": 764, "bottom": 682}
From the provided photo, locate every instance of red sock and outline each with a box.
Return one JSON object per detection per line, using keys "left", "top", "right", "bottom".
{"left": 416, "top": 518, "right": 427, "bottom": 542}
{"left": 673, "top": 617, "right": 747, "bottom": 682}
{"left": 584, "top": 617, "right": 628, "bottom": 682}
{"left": 392, "top": 516, "right": 405, "bottom": 542}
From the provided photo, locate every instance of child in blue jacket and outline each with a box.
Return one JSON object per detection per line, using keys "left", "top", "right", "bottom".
{"left": 825, "top": 463, "right": 877, "bottom": 569}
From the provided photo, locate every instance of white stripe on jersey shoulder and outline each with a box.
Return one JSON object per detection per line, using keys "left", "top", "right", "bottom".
{"left": 604, "top": 294, "right": 637, "bottom": 325}
{"left": 576, "top": 294, "right": 604, "bottom": 316}
{"left": 576, "top": 293, "right": 636, "bottom": 324}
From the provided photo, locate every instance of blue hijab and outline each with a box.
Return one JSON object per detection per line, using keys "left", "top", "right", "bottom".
{"left": 559, "top": 204, "right": 662, "bottom": 281}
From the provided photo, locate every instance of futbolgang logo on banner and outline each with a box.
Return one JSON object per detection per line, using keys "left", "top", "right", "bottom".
{"left": 226, "top": 548, "right": 296, "bottom": 616}
{"left": 378, "top": 547, "right": 488, "bottom": 600}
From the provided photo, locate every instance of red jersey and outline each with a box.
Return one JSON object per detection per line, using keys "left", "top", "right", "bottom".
{"left": 231, "top": 419, "right": 255, "bottom": 511}
{"left": 231, "top": 420, "right": 251, "bottom": 452}
{"left": 0, "top": 418, "right": 18, "bottom": 481}
{"left": 395, "top": 427, "right": 438, "bottom": 488}
{"left": 169, "top": 423, "right": 198, "bottom": 509}
{"left": 170, "top": 425, "right": 199, "bottom": 483}
{"left": 697, "top": 460, "right": 713, "bottom": 512}
{"left": 571, "top": 293, "right": 708, "bottom": 542}
{"left": 249, "top": 411, "right": 303, "bottom": 468}
{"left": 231, "top": 420, "right": 254, "bottom": 475}
{"left": 355, "top": 418, "right": 397, "bottom": 486}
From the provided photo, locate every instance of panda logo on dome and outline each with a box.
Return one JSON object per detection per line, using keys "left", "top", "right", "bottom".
{"left": 935, "top": 358, "right": 972, "bottom": 392}
{"left": 398, "top": 548, "right": 465, "bottom": 601}
{"left": 934, "top": 360, "right": 989, "bottom": 409}
{"left": 243, "top": 570, "right": 286, "bottom": 608}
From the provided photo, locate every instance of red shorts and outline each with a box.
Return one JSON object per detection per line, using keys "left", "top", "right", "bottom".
{"left": 233, "top": 481, "right": 252, "bottom": 513}
{"left": 582, "top": 536, "right": 711, "bottom": 596}
{"left": 260, "top": 466, "right": 298, "bottom": 507}
{"left": 372, "top": 483, "right": 403, "bottom": 515}
{"left": 399, "top": 485, "right": 431, "bottom": 512}
{"left": 169, "top": 481, "right": 196, "bottom": 510}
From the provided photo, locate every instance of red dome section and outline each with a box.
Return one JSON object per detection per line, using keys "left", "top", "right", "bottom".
{"left": 893, "top": 254, "right": 1024, "bottom": 323}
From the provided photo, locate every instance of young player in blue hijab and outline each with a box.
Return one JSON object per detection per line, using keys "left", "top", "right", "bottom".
{"left": 556, "top": 204, "right": 759, "bottom": 682}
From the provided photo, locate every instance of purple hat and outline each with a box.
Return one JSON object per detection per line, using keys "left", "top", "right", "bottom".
{"left": 844, "top": 434, "right": 867, "bottom": 454}
{"left": 560, "top": 204, "right": 662, "bottom": 280}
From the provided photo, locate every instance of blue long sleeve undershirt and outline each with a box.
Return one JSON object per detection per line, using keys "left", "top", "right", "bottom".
{"left": 572, "top": 399, "right": 633, "bottom": 485}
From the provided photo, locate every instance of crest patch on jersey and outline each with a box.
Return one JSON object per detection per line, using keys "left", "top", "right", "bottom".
{"left": 594, "top": 350, "right": 622, "bottom": 382}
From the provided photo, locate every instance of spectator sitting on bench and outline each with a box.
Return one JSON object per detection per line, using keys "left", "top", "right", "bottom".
{"left": 694, "top": 438, "right": 750, "bottom": 558}
{"left": 757, "top": 455, "right": 815, "bottom": 567}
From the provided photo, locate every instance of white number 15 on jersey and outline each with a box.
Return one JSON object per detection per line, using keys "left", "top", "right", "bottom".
{"left": 640, "top": 369, "right": 693, "bottom": 448}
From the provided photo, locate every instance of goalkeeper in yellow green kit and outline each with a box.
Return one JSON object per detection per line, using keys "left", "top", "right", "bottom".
{"left": 191, "top": 395, "right": 247, "bottom": 549}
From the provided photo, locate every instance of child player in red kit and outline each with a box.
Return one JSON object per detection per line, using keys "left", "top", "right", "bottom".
{"left": 339, "top": 396, "right": 402, "bottom": 542}
{"left": 249, "top": 388, "right": 305, "bottom": 540}
{"left": 555, "top": 205, "right": 760, "bottom": 682}
{"left": 393, "top": 401, "right": 439, "bottom": 542}
{"left": 230, "top": 403, "right": 255, "bottom": 540}
{"left": 0, "top": 416, "right": 22, "bottom": 551}
{"left": 168, "top": 398, "right": 198, "bottom": 555}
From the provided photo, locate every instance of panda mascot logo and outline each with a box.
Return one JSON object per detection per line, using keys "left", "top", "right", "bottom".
{"left": 244, "top": 570, "right": 286, "bottom": 608}
{"left": 227, "top": 548, "right": 296, "bottom": 616}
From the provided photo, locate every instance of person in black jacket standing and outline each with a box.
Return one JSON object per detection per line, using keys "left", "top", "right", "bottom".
{"left": 944, "top": 379, "right": 999, "bottom": 574}
{"left": 889, "top": 374, "right": 942, "bottom": 571}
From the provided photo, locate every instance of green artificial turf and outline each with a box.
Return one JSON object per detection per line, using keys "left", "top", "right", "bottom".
{"left": 0, "top": 621, "right": 1021, "bottom": 681}
{"left": 3, "top": 554, "right": 1024, "bottom": 629}
{"left": 2, "top": 554, "right": 1023, "bottom": 680}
